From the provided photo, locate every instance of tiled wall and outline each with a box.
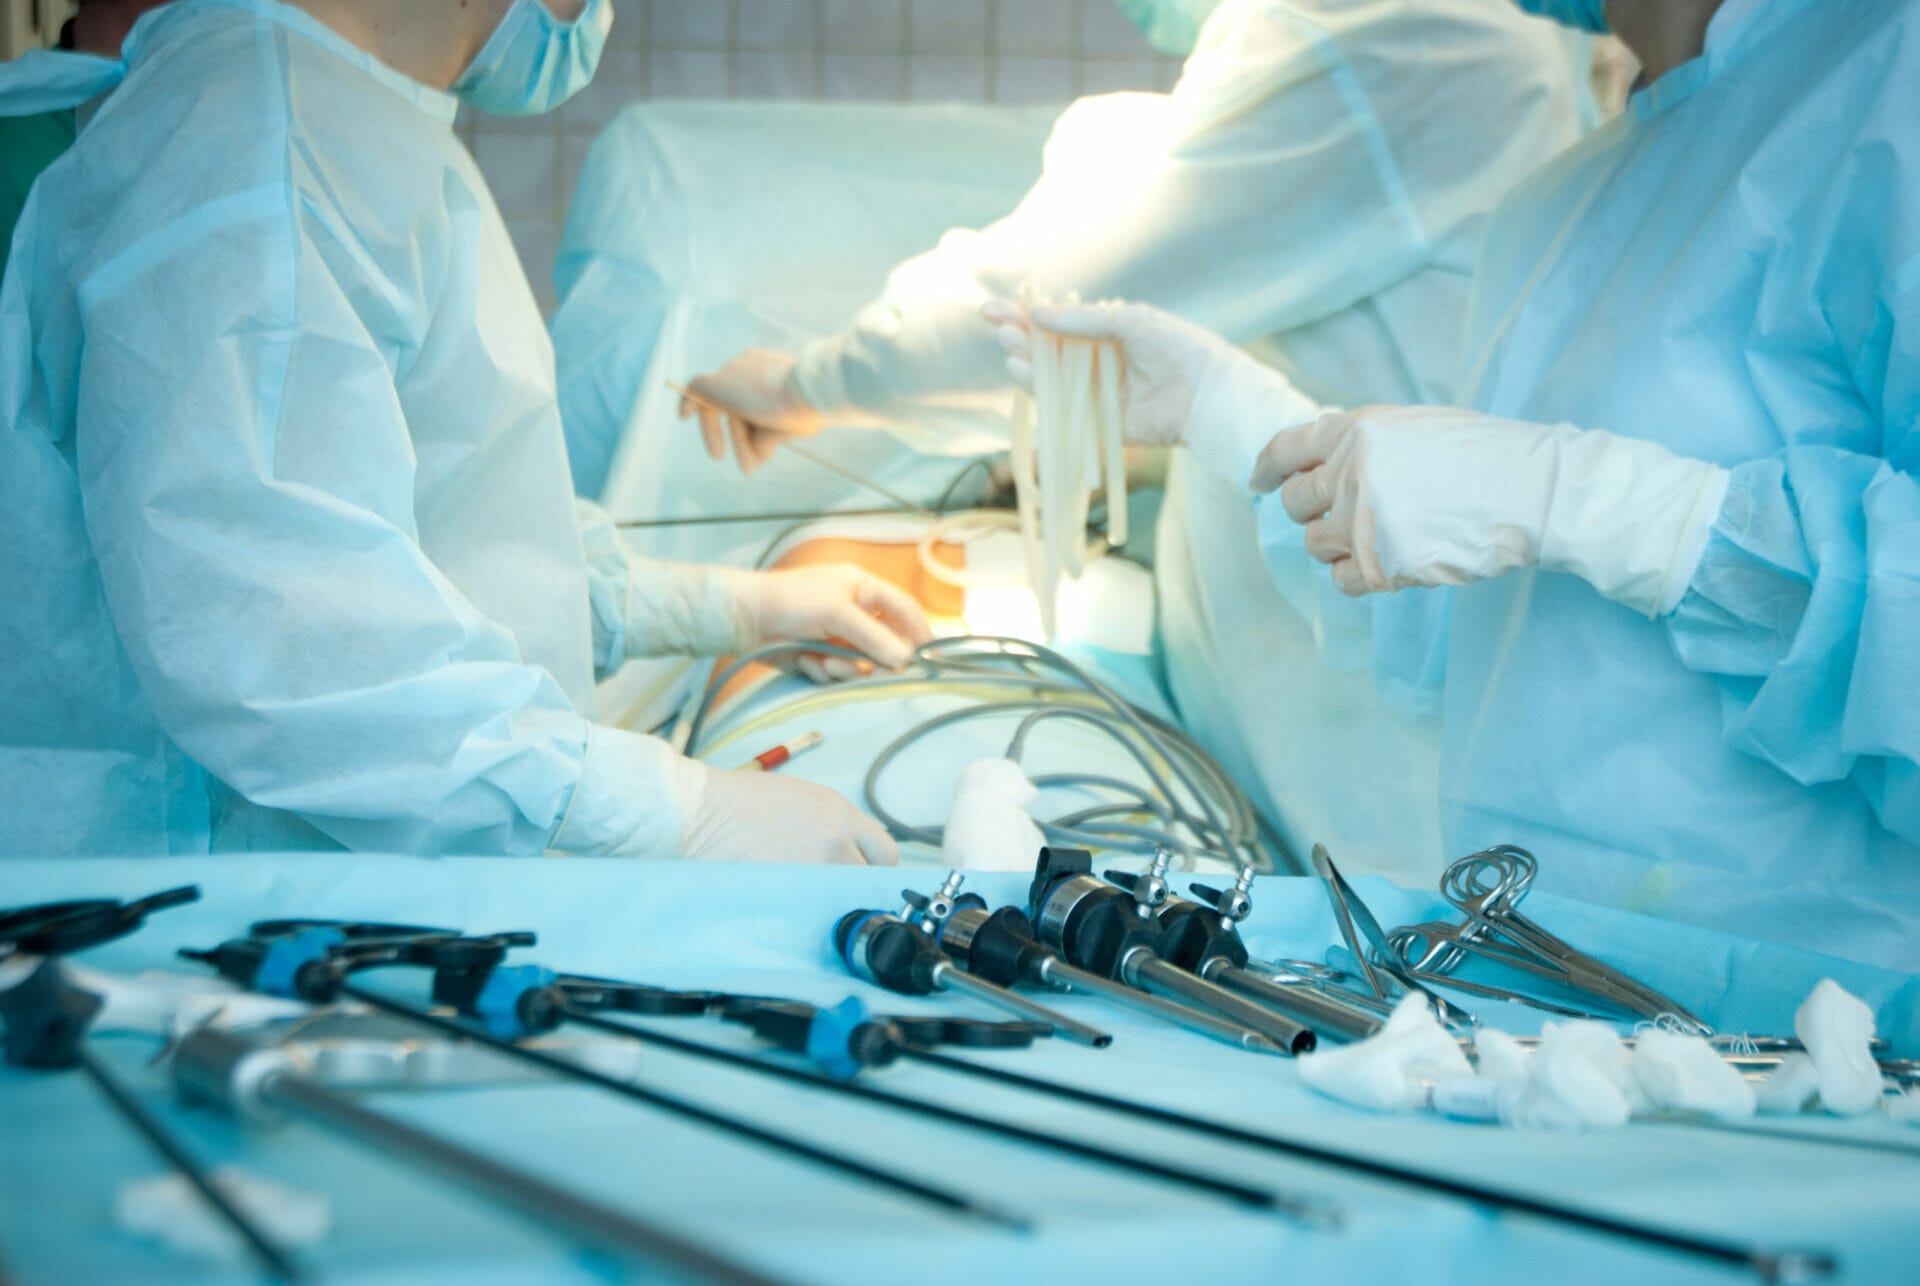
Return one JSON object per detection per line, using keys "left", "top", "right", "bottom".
{"left": 458, "top": 0, "right": 1177, "bottom": 312}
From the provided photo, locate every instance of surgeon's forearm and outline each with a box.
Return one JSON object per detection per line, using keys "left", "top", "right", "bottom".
{"left": 791, "top": 250, "right": 1014, "bottom": 431}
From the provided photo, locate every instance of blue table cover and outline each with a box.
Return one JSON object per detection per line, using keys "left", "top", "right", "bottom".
{"left": 2, "top": 856, "right": 1916, "bottom": 1285}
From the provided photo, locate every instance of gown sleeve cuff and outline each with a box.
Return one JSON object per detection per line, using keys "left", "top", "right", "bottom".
{"left": 622, "top": 560, "right": 751, "bottom": 659}
{"left": 792, "top": 334, "right": 854, "bottom": 417}
{"left": 1183, "top": 351, "right": 1326, "bottom": 492}
{"left": 548, "top": 724, "right": 705, "bottom": 858}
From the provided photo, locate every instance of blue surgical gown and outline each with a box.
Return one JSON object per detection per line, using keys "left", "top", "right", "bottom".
{"left": 1377, "top": 0, "right": 1920, "bottom": 968}
{"left": 0, "top": 0, "right": 719, "bottom": 858}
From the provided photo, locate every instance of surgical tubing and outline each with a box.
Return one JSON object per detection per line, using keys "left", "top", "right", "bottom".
{"left": 679, "top": 635, "right": 1280, "bottom": 871}
{"left": 944, "top": 641, "right": 1244, "bottom": 859}
{"left": 704, "top": 677, "right": 1258, "bottom": 863}
{"left": 1006, "top": 712, "right": 1249, "bottom": 853}
{"left": 861, "top": 699, "right": 1252, "bottom": 866}
{"left": 935, "top": 637, "right": 1240, "bottom": 857}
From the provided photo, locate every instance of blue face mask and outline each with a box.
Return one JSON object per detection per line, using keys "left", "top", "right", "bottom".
{"left": 1511, "top": 0, "right": 1610, "bottom": 33}
{"left": 453, "top": 0, "right": 612, "bottom": 117}
{"left": 1111, "top": 0, "right": 1225, "bottom": 57}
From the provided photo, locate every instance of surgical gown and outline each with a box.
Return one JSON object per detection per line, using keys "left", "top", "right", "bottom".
{"left": 788, "top": 0, "right": 1592, "bottom": 878}
{"left": 0, "top": 0, "right": 730, "bottom": 858}
{"left": 1354, "top": 0, "right": 1920, "bottom": 967}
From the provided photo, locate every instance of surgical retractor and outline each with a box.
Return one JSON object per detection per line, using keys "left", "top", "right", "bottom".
{"left": 904, "top": 873, "right": 1288, "bottom": 1055}
{"left": 833, "top": 906, "right": 1114, "bottom": 1048}
{"left": 1027, "top": 848, "right": 1317, "bottom": 1056}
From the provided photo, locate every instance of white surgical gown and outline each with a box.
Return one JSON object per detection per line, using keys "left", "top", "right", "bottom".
{"left": 1358, "top": 0, "right": 1920, "bottom": 967}
{"left": 0, "top": 0, "right": 727, "bottom": 858}
{"left": 789, "top": 0, "right": 1591, "bottom": 879}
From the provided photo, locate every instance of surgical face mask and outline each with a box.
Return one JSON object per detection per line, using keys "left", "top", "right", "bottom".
{"left": 453, "top": 0, "right": 611, "bottom": 117}
{"left": 1510, "top": 0, "right": 1610, "bottom": 33}
{"left": 1111, "top": 0, "right": 1225, "bottom": 57}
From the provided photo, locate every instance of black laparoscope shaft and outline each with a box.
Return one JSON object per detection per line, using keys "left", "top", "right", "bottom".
{"left": 895, "top": 1048, "right": 1833, "bottom": 1283}
{"left": 333, "top": 983, "right": 1015, "bottom": 1229}
{"left": 78, "top": 1047, "right": 305, "bottom": 1283}
{"left": 259, "top": 1071, "right": 781, "bottom": 1286}
{"left": 557, "top": 1007, "right": 1290, "bottom": 1215}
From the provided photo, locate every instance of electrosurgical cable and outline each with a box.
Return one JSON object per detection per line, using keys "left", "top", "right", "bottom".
{"left": 714, "top": 679, "right": 1251, "bottom": 859}
{"left": 676, "top": 635, "right": 1291, "bottom": 873}
{"left": 932, "top": 638, "right": 1241, "bottom": 863}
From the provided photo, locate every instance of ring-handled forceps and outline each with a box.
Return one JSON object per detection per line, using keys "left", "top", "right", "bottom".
{"left": 1389, "top": 846, "right": 1710, "bottom": 1034}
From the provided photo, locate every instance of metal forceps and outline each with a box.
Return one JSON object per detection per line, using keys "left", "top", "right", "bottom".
{"left": 1380, "top": 921, "right": 1634, "bottom": 1023}
{"left": 1311, "top": 844, "right": 1477, "bottom": 1032}
{"left": 1401, "top": 847, "right": 1710, "bottom": 1034}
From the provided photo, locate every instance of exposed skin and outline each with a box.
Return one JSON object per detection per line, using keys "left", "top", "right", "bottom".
{"left": 70, "top": 0, "right": 172, "bottom": 56}
{"left": 283, "top": 0, "right": 586, "bottom": 90}
{"left": 1606, "top": 0, "right": 1725, "bottom": 85}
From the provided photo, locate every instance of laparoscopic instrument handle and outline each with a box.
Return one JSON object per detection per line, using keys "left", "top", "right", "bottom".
{"left": 834, "top": 910, "right": 1112, "bottom": 1048}
{"left": 932, "top": 899, "right": 1279, "bottom": 1053}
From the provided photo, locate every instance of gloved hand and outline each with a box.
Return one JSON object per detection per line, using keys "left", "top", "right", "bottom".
{"left": 981, "top": 296, "right": 1322, "bottom": 488}
{"left": 1251, "top": 405, "right": 1731, "bottom": 615}
{"left": 679, "top": 349, "right": 826, "bottom": 475}
{"left": 724, "top": 564, "right": 933, "bottom": 678}
{"left": 680, "top": 761, "right": 899, "bottom": 865}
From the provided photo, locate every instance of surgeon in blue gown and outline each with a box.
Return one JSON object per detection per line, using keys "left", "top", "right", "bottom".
{"left": 998, "top": 0, "right": 1920, "bottom": 968}
{"left": 0, "top": 0, "right": 930, "bottom": 863}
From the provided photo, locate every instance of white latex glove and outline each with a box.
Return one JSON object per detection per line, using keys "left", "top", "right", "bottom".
{"left": 722, "top": 565, "right": 933, "bottom": 677}
{"left": 982, "top": 297, "right": 1321, "bottom": 489}
{"left": 1251, "top": 405, "right": 1731, "bottom": 616}
{"left": 680, "top": 761, "right": 898, "bottom": 865}
{"left": 679, "top": 348, "right": 829, "bottom": 475}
